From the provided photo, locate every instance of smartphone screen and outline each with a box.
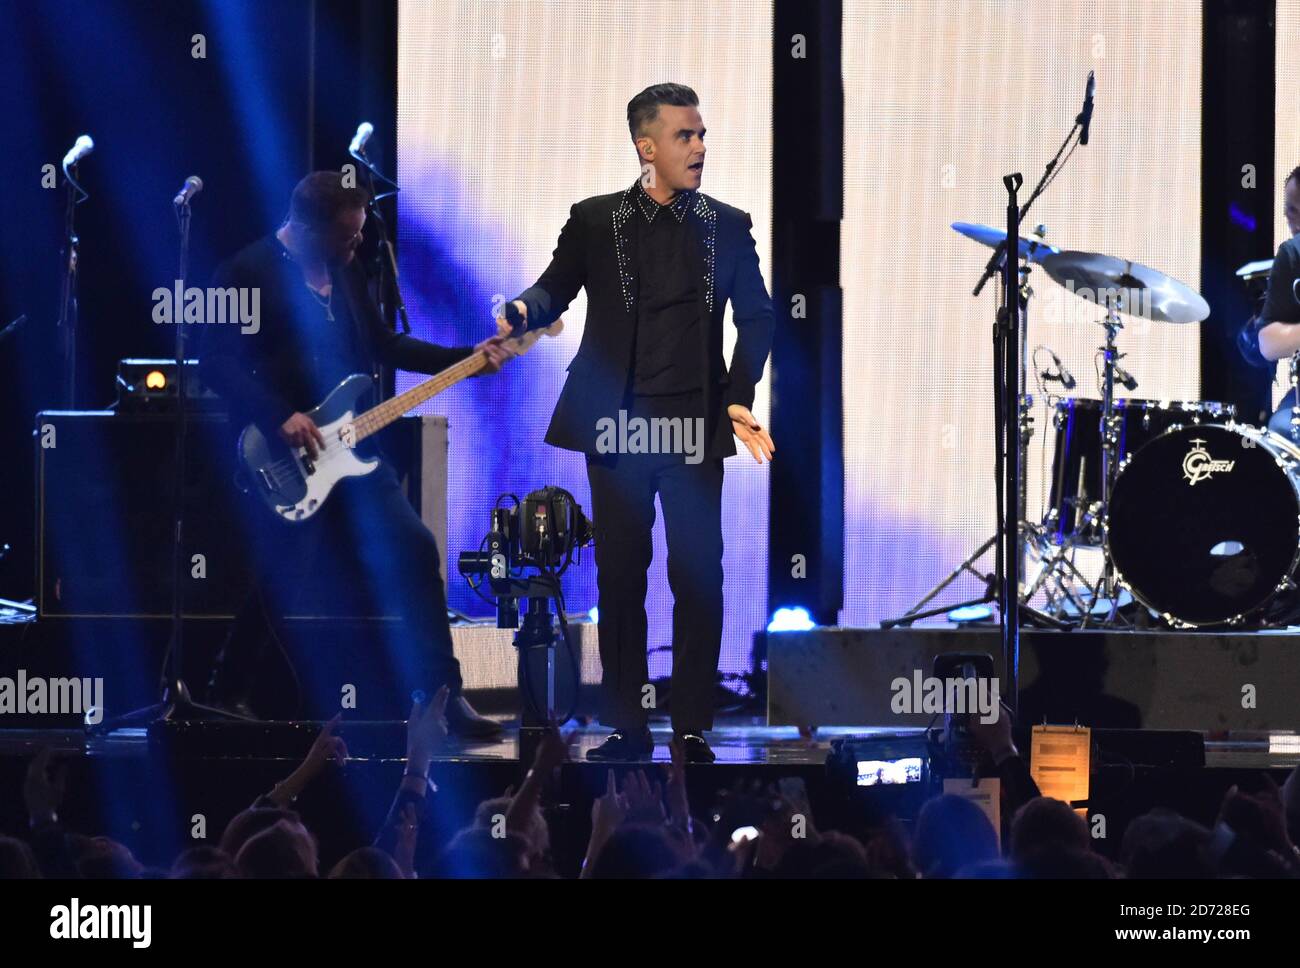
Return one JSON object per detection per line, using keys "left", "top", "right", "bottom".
{"left": 856, "top": 757, "right": 923, "bottom": 786}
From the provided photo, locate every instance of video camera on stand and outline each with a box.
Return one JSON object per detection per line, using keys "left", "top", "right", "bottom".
{"left": 458, "top": 487, "right": 594, "bottom": 735}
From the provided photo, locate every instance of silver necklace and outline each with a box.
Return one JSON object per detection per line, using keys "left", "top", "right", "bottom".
{"left": 307, "top": 283, "right": 334, "bottom": 321}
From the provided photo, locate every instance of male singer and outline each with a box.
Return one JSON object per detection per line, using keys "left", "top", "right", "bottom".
{"left": 509, "top": 84, "right": 775, "bottom": 762}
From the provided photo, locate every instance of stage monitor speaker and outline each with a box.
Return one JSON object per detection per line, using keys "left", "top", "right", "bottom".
{"left": 36, "top": 411, "right": 448, "bottom": 619}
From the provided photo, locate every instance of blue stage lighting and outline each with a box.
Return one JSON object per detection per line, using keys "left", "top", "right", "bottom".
{"left": 767, "top": 607, "right": 814, "bottom": 632}
{"left": 947, "top": 604, "right": 995, "bottom": 624}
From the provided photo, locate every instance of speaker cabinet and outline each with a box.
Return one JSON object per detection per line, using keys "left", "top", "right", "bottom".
{"left": 36, "top": 411, "right": 447, "bottom": 619}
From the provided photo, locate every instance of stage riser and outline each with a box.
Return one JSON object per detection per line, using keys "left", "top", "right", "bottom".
{"left": 0, "top": 620, "right": 602, "bottom": 725}
{"left": 767, "top": 627, "right": 1300, "bottom": 731}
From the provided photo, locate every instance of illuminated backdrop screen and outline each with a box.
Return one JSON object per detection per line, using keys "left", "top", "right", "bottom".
{"left": 397, "top": 1, "right": 773, "bottom": 683}
{"left": 841, "top": 0, "right": 1204, "bottom": 625}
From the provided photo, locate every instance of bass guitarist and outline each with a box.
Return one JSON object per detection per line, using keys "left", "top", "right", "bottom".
{"left": 199, "top": 171, "right": 512, "bottom": 735}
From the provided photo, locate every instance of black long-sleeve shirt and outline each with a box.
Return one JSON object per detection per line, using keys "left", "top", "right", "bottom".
{"left": 198, "top": 234, "right": 473, "bottom": 436}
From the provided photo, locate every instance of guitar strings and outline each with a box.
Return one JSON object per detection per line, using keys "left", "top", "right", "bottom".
{"left": 271, "top": 332, "right": 531, "bottom": 481}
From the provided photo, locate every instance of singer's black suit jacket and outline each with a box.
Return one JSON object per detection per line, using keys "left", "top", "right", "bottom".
{"left": 516, "top": 183, "right": 775, "bottom": 458}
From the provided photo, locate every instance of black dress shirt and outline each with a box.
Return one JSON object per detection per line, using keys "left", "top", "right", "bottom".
{"left": 631, "top": 181, "right": 701, "bottom": 395}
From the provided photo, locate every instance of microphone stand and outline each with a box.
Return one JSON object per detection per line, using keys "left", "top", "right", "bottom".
{"left": 92, "top": 192, "right": 245, "bottom": 732}
{"left": 350, "top": 142, "right": 409, "bottom": 334}
{"left": 57, "top": 162, "right": 88, "bottom": 408}
{"left": 884, "top": 119, "right": 1083, "bottom": 639}
{"left": 985, "top": 116, "right": 1084, "bottom": 716}
{"left": 996, "top": 173, "right": 1024, "bottom": 715}
{"left": 350, "top": 138, "right": 406, "bottom": 426}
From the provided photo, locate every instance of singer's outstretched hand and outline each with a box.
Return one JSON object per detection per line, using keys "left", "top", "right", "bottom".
{"left": 728, "top": 404, "right": 775, "bottom": 464}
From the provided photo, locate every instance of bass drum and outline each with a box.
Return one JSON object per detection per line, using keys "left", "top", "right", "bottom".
{"left": 1045, "top": 397, "right": 1234, "bottom": 545}
{"left": 1105, "top": 422, "right": 1300, "bottom": 628}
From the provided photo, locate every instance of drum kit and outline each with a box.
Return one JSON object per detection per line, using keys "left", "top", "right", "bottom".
{"left": 903, "top": 222, "right": 1300, "bottom": 631}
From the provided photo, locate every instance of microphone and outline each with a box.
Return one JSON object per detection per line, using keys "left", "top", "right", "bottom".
{"left": 62, "top": 134, "right": 95, "bottom": 170}
{"left": 502, "top": 300, "right": 527, "bottom": 336}
{"left": 172, "top": 175, "right": 203, "bottom": 207}
{"left": 1078, "top": 71, "right": 1095, "bottom": 146}
{"left": 1040, "top": 349, "right": 1077, "bottom": 390}
{"left": 1114, "top": 362, "right": 1138, "bottom": 392}
{"left": 349, "top": 121, "right": 374, "bottom": 157}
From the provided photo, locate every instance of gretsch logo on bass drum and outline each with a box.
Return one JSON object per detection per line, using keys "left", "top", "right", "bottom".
{"left": 1182, "top": 438, "right": 1235, "bottom": 485}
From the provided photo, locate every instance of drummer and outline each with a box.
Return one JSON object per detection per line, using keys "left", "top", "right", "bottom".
{"left": 1256, "top": 166, "right": 1300, "bottom": 363}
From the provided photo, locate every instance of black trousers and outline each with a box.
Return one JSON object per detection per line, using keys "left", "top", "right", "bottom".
{"left": 584, "top": 394, "right": 725, "bottom": 733}
{"left": 215, "top": 459, "right": 462, "bottom": 714}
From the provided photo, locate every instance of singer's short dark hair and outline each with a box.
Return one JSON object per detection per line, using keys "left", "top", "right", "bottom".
{"left": 627, "top": 83, "right": 699, "bottom": 141}
{"left": 289, "top": 171, "right": 370, "bottom": 228}
{"left": 1287, "top": 166, "right": 1300, "bottom": 189}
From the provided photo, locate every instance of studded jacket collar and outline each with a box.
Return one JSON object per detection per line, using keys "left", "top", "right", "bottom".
{"left": 613, "top": 180, "right": 717, "bottom": 318}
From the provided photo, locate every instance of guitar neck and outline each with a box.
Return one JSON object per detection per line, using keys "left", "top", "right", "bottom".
{"left": 351, "top": 350, "right": 487, "bottom": 441}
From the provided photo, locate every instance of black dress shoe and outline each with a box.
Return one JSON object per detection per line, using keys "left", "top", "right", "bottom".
{"left": 444, "top": 695, "right": 504, "bottom": 739}
{"left": 586, "top": 729, "right": 655, "bottom": 761}
{"left": 675, "top": 733, "right": 716, "bottom": 763}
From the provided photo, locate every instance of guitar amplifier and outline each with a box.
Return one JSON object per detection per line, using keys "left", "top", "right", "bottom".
{"left": 115, "top": 358, "right": 223, "bottom": 412}
{"left": 36, "top": 411, "right": 448, "bottom": 618}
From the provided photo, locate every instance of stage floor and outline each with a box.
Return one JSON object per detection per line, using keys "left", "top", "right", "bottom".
{"left": 0, "top": 717, "right": 1297, "bottom": 770}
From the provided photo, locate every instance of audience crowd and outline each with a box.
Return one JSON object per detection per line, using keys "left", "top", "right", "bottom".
{"left": 6, "top": 688, "right": 1300, "bottom": 879}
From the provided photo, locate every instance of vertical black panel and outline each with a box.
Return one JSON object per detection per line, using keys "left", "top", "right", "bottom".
{"left": 1201, "top": 0, "right": 1275, "bottom": 421}
{"left": 769, "top": 0, "right": 843, "bottom": 625}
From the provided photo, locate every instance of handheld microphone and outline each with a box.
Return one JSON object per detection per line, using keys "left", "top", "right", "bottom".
{"left": 502, "top": 300, "right": 527, "bottom": 336}
{"left": 1078, "top": 71, "right": 1095, "bottom": 146}
{"left": 349, "top": 122, "right": 374, "bottom": 157}
{"left": 62, "top": 134, "right": 95, "bottom": 170}
{"left": 172, "top": 175, "right": 203, "bottom": 207}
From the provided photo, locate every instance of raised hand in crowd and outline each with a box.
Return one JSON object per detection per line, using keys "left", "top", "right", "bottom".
{"left": 581, "top": 770, "right": 628, "bottom": 877}
{"left": 505, "top": 724, "right": 572, "bottom": 835}
{"left": 404, "top": 685, "right": 450, "bottom": 791}
{"left": 268, "top": 713, "right": 350, "bottom": 808}
{"left": 392, "top": 802, "right": 420, "bottom": 878}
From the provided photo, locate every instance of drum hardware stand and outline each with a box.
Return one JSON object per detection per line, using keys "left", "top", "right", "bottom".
{"left": 883, "top": 261, "right": 1068, "bottom": 632}
{"left": 880, "top": 520, "right": 1069, "bottom": 629}
{"left": 1288, "top": 352, "right": 1300, "bottom": 442}
{"left": 1021, "top": 523, "right": 1096, "bottom": 618}
{"left": 882, "top": 266, "right": 1065, "bottom": 632}
{"left": 1078, "top": 307, "right": 1132, "bottom": 628}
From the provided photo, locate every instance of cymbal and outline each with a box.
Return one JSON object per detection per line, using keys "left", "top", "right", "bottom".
{"left": 1041, "top": 250, "right": 1210, "bottom": 324}
{"left": 951, "top": 221, "right": 1060, "bottom": 263}
{"left": 1235, "top": 257, "right": 1273, "bottom": 281}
